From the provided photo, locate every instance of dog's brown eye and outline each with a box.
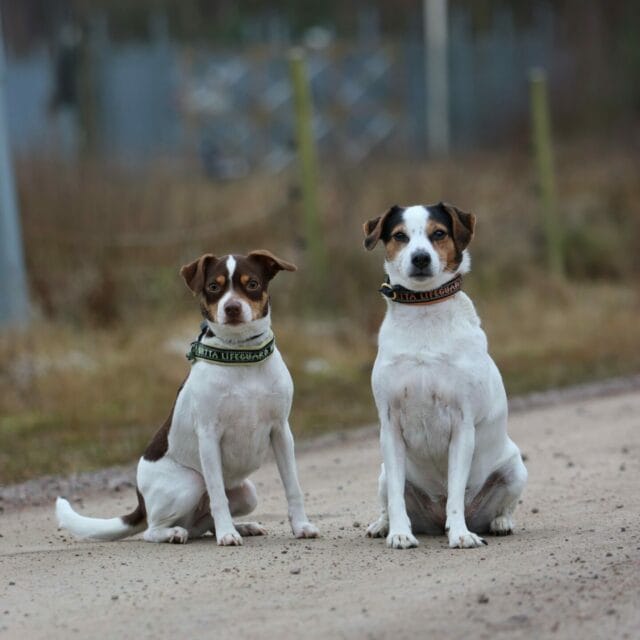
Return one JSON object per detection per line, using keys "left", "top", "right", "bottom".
{"left": 392, "top": 231, "right": 409, "bottom": 243}
{"left": 208, "top": 282, "right": 221, "bottom": 293}
{"left": 246, "top": 279, "right": 260, "bottom": 291}
{"left": 431, "top": 229, "right": 447, "bottom": 241}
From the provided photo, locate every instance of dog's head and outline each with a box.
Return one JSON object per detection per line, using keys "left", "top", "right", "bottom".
{"left": 180, "top": 250, "right": 296, "bottom": 335}
{"left": 363, "top": 203, "right": 476, "bottom": 289}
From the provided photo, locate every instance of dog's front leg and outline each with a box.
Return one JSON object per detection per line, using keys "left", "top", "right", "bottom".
{"left": 381, "top": 410, "right": 418, "bottom": 549}
{"left": 270, "top": 423, "right": 319, "bottom": 539}
{"left": 197, "top": 427, "right": 242, "bottom": 546}
{"left": 446, "top": 420, "right": 486, "bottom": 548}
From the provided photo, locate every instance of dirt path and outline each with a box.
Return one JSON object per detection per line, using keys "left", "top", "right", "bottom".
{"left": 1, "top": 391, "right": 638, "bottom": 639}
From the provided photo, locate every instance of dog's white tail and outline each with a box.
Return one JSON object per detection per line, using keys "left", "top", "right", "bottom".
{"left": 56, "top": 495, "right": 147, "bottom": 541}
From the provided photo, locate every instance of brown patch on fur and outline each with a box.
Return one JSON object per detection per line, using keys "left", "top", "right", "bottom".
{"left": 440, "top": 202, "right": 476, "bottom": 254}
{"left": 363, "top": 205, "right": 404, "bottom": 250}
{"left": 246, "top": 292, "right": 269, "bottom": 320}
{"left": 180, "top": 254, "right": 218, "bottom": 294}
{"left": 426, "top": 218, "right": 460, "bottom": 272}
{"left": 246, "top": 250, "right": 296, "bottom": 277}
{"left": 121, "top": 489, "right": 147, "bottom": 527}
{"left": 384, "top": 222, "right": 408, "bottom": 262}
{"left": 143, "top": 379, "right": 187, "bottom": 462}
{"left": 230, "top": 251, "right": 296, "bottom": 321}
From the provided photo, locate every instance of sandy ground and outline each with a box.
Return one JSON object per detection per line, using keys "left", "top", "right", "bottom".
{"left": 0, "top": 391, "right": 639, "bottom": 639}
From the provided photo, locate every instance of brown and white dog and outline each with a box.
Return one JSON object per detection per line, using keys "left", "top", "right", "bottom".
{"left": 56, "top": 250, "right": 319, "bottom": 546}
{"left": 363, "top": 203, "right": 527, "bottom": 549}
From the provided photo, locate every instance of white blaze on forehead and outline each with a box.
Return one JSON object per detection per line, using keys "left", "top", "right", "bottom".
{"left": 401, "top": 205, "right": 429, "bottom": 239}
{"left": 226, "top": 255, "right": 237, "bottom": 280}
{"left": 216, "top": 254, "right": 251, "bottom": 325}
{"left": 217, "top": 256, "right": 237, "bottom": 314}
{"left": 400, "top": 205, "right": 430, "bottom": 242}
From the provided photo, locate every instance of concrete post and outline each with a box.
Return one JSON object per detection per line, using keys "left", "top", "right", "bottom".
{"left": 0, "top": 10, "right": 30, "bottom": 327}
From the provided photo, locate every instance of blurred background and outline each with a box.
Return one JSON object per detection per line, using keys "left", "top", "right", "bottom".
{"left": 1, "top": 0, "right": 639, "bottom": 484}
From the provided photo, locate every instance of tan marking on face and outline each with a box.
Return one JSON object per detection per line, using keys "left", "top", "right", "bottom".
{"left": 204, "top": 274, "right": 226, "bottom": 316}
{"left": 245, "top": 291, "right": 269, "bottom": 320}
{"left": 426, "top": 219, "right": 459, "bottom": 272}
{"left": 385, "top": 223, "right": 408, "bottom": 261}
{"left": 231, "top": 256, "right": 271, "bottom": 321}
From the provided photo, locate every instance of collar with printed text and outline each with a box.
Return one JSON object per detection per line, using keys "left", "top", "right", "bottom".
{"left": 186, "top": 329, "right": 275, "bottom": 366}
{"left": 379, "top": 273, "right": 462, "bottom": 305}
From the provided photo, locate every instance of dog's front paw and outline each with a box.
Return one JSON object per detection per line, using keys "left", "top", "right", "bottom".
{"left": 235, "top": 522, "right": 267, "bottom": 537}
{"left": 217, "top": 529, "right": 243, "bottom": 546}
{"left": 366, "top": 516, "right": 389, "bottom": 538}
{"left": 448, "top": 530, "right": 487, "bottom": 549}
{"left": 386, "top": 531, "right": 419, "bottom": 549}
{"left": 292, "top": 521, "right": 319, "bottom": 539}
{"left": 489, "top": 515, "right": 513, "bottom": 536}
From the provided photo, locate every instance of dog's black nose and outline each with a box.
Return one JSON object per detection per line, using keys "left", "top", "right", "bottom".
{"left": 411, "top": 252, "right": 432, "bottom": 269}
{"left": 224, "top": 301, "right": 242, "bottom": 318}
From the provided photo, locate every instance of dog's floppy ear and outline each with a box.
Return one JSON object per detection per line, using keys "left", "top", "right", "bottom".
{"left": 440, "top": 202, "right": 476, "bottom": 252}
{"left": 363, "top": 205, "right": 401, "bottom": 250}
{"left": 248, "top": 249, "right": 297, "bottom": 280}
{"left": 180, "top": 253, "right": 218, "bottom": 294}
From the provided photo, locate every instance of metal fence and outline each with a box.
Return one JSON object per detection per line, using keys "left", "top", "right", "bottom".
{"left": 6, "top": 4, "right": 561, "bottom": 175}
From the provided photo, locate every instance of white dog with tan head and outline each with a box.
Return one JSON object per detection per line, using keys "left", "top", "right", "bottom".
{"left": 363, "top": 203, "right": 527, "bottom": 549}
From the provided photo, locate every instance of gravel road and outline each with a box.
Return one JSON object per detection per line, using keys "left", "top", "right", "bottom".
{"left": 0, "top": 390, "right": 638, "bottom": 639}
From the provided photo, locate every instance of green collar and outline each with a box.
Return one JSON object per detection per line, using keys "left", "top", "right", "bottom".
{"left": 186, "top": 333, "right": 275, "bottom": 366}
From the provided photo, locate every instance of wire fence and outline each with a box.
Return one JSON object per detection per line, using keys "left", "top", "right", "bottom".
{"left": 4, "top": 4, "right": 569, "bottom": 175}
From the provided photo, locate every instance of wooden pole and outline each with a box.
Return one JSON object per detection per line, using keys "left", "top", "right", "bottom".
{"left": 0, "top": 9, "right": 30, "bottom": 327}
{"left": 288, "top": 48, "right": 327, "bottom": 298}
{"left": 530, "top": 68, "right": 564, "bottom": 278}
{"left": 423, "top": 0, "right": 450, "bottom": 155}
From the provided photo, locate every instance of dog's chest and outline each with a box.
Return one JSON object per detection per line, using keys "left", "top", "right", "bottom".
{"left": 393, "top": 374, "right": 461, "bottom": 460}
{"left": 170, "top": 354, "right": 292, "bottom": 481}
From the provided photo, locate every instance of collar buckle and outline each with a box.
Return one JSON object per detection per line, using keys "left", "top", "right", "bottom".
{"left": 378, "top": 282, "right": 397, "bottom": 300}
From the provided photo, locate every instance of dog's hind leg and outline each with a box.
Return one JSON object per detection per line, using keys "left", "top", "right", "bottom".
{"left": 138, "top": 457, "right": 206, "bottom": 544}
{"left": 366, "top": 464, "right": 390, "bottom": 539}
{"left": 488, "top": 452, "right": 527, "bottom": 535}
{"left": 467, "top": 450, "right": 527, "bottom": 536}
{"left": 143, "top": 525, "right": 189, "bottom": 544}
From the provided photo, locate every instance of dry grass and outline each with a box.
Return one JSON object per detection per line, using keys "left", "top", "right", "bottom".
{"left": 2, "top": 138, "right": 640, "bottom": 484}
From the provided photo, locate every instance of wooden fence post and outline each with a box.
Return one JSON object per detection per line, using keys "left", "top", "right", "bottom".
{"left": 530, "top": 67, "right": 564, "bottom": 278}
{"left": 288, "top": 48, "right": 327, "bottom": 300}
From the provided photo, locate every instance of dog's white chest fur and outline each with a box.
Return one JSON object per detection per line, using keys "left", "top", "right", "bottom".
{"left": 169, "top": 349, "right": 293, "bottom": 486}
{"left": 373, "top": 293, "right": 507, "bottom": 491}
